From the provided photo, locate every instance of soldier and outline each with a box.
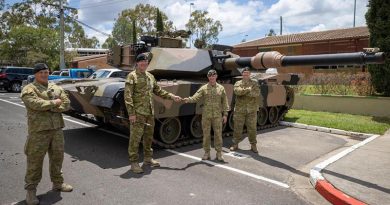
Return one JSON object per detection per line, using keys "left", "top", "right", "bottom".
{"left": 124, "top": 52, "right": 182, "bottom": 174}
{"left": 229, "top": 68, "right": 260, "bottom": 153}
{"left": 21, "top": 63, "right": 73, "bottom": 205}
{"left": 183, "top": 69, "right": 229, "bottom": 162}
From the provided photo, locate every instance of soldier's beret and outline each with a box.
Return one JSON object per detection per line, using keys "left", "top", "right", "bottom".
{"left": 33, "top": 63, "right": 49, "bottom": 74}
{"left": 242, "top": 67, "right": 250, "bottom": 72}
{"left": 207, "top": 69, "right": 217, "bottom": 77}
{"left": 136, "top": 52, "right": 153, "bottom": 62}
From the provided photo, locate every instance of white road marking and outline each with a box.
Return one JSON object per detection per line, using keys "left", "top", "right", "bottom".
{"left": 310, "top": 134, "right": 379, "bottom": 185}
{"left": 1, "top": 98, "right": 289, "bottom": 189}
{"left": 224, "top": 151, "right": 250, "bottom": 159}
{"left": 167, "top": 149, "right": 290, "bottom": 188}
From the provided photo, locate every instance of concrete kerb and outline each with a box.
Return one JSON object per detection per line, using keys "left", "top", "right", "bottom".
{"left": 279, "top": 121, "right": 379, "bottom": 205}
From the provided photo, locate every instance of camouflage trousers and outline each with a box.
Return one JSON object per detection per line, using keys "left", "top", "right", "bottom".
{"left": 24, "top": 129, "right": 64, "bottom": 190}
{"left": 232, "top": 111, "right": 257, "bottom": 145}
{"left": 202, "top": 116, "right": 223, "bottom": 152}
{"left": 128, "top": 114, "right": 155, "bottom": 162}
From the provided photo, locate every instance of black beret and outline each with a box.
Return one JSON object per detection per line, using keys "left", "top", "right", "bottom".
{"left": 207, "top": 69, "right": 217, "bottom": 77}
{"left": 33, "top": 63, "right": 49, "bottom": 74}
{"left": 136, "top": 52, "right": 152, "bottom": 62}
{"left": 242, "top": 67, "right": 250, "bottom": 72}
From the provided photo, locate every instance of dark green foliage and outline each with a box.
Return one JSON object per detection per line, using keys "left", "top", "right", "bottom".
{"left": 132, "top": 19, "right": 137, "bottom": 45}
{"left": 156, "top": 9, "right": 164, "bottom": 34}
{"left": 365, "top": 0, "right": 390, "bottom": 96}
{"left": 0, "top": 0, "right": 98, "bottom": 68}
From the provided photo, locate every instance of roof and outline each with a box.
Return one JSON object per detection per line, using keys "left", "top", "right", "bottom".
{"left": 234, "top": 27, "right": 369, "bottom": 48}
{"left": 72, "top": 54, "right": 107, "bottom": 62}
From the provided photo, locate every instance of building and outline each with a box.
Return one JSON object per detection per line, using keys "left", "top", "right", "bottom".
{"left": 233, "top": 27, "right": 369, "bottom": 74}
{"left": 65, "top": 48, "right": 109, "bottom": 57}
{"left": 70, "top": 54, "right": 113, "bottom": 69}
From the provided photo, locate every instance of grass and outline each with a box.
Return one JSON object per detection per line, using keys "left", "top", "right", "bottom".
{"left": 284, "top": 109, "right": 390, "bottom": 135}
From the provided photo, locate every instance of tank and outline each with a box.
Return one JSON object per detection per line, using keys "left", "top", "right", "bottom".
{"left": 57, "top": 37, "right": 385, "bottom": 148}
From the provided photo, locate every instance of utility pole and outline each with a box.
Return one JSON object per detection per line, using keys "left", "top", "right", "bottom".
{"left": 59, "top": 0, "right": 65, "bottom": 70}
{"left": 43, "top": 1, "right": 76, "bottom": 70}
{"left": 189, "top": 2, "right": 194, "bottom": 48}
{"left": 353, "top": 0, "right": 356, "bottom": 27}
{"left": 280, "top": 16, "right": 282, "bottom": 35}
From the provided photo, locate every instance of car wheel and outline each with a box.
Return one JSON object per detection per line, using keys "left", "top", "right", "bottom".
{"left": 10, "top": 82, "right": 22, "bottom": 92}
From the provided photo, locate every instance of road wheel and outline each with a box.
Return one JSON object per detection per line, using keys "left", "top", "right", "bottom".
{"left": 257, "top": 107, "right": 268, "bottom": 126}
{"left": 189, "top": 115, "right": 202, "bottom": 138}
{"left": 10, "top": 82, "right": 21, "bottom": 92}
{"left": 268, "top": 106, "right": 279, "bottom": 124}
{"left": 157, "top": 117, "right": 181, "bottom": 144}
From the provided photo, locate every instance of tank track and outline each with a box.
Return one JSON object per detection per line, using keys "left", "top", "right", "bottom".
{"left": 153, "top": 122, "right": 279, "bottom": 149}
{"left": 65, "top": 106, "right": 289, "bottom": 149}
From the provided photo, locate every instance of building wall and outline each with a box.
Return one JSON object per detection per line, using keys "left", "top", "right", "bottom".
{"left": 72, "top": 56, "right": 114, "bottom": 69}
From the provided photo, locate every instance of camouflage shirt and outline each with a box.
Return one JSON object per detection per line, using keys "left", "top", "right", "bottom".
{"left": 187, "top": 83, "right": 229, "bottom": 118}
{"left": 233, "top": 79, "right": 260, "bottom": 113}
{"left": 124, "top": 70, "right": 174, "bottom": 116}
{"left": 21, "top": 81, "right": 70, "bottom": 134}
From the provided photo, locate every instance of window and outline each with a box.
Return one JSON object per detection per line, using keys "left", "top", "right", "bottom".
{"left": 61, "top": 71, "right": 69, "bottom": 77}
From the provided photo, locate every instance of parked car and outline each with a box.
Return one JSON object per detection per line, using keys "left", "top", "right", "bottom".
{"left": 23, "top": 68, "right": 94, "bottom": 86}
{"left": 89, "top": 68, "right": 130, "bottom": 79}
{"left": 0, "top": 66, "right": 34, "bottom": 92}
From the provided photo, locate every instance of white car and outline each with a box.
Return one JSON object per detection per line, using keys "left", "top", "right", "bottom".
{"left": 89, "top": 68, "right": 130, "bottom": 79}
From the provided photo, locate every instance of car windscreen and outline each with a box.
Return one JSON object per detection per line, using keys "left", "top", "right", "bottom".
{"left": 51, "top": 71, "right": 61, "bottom": 75}
{"left": 90, "top": 70, "right": 110, "bottom": 79}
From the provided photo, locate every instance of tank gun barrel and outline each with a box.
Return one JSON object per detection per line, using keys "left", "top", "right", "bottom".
{"left": 223, "top": 50, "right": 385, "bottom": 70}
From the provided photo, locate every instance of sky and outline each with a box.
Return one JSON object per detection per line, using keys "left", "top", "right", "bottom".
{"left": 4, "top": 0, "right": 370, "bottom": 47}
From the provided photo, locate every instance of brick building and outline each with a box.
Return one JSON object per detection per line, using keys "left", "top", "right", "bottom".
{"left": 233, "top": 27, "right": 370, "bottom": 74}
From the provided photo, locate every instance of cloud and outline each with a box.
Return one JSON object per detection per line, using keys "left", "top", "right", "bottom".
{"left": 72, "top": 0, "right": 369, "bottom": 46}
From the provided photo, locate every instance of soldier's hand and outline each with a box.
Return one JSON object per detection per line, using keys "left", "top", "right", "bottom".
{"left": 173, "top": 95, "right": 182, "bottom": 102}
{"left": 129, "top": 115, "right": 136, "bottom": 124}
{"left": 52, "top": 99, "right": 62, "bottom": 106}
{"left": 222, "top": 116, "right": 227, "bottom": 124}
{"left": 182, "top": 98, "right": 189, "bottom": 103}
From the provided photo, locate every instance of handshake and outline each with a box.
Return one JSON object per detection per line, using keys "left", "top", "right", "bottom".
{"left": 172, "top": 95, "right": 190, "bottom": 103}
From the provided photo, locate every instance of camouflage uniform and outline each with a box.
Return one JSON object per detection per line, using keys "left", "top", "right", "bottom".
{"left": 124, "top": 70, "right": 175, "bottom": 163}
{"left": 21, "top": 81, "right": 70, "bottom": 190}
{"left": 232, "top": 79, "right": 260, "bottom": 145}
{"left": 187, "top": 83, "right": 229, "bottom": 153}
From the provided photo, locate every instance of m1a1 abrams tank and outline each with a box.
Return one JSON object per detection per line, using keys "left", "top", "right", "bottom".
{"left": 59, "top": 36, "right": 385, "bottom": 148}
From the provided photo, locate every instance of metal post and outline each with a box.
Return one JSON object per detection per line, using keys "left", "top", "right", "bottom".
{"left": 280, "top": 16, "right": 282, "bottom": 35}
{"left": 353, "top": 0, "right": 356, "bottom": 27}
{"left": 189, "top": 2, "right": 194, "bottom": 48}
{"left": 59, "top": 0, "right": 65, "bottom": 70}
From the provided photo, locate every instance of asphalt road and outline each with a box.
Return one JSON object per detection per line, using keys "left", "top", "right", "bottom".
{"left": 0, "top": 91, "right": 361, "bottom": 205}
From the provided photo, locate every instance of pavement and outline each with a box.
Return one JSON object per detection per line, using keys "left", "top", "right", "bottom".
{"left": 281, "top": 122, "right": 390, "bottom": 205}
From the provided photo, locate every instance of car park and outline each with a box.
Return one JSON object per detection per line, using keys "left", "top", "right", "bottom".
{"left": 0, "top": 66, "right": 34, "bottom": 92}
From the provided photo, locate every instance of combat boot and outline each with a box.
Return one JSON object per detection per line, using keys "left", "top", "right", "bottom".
{"left": 130, "top": 162, "right": 144, "bottom": 174}
{"left": 229, "top": 144, "right": 239, "bottom": 151}
{"left": 143, "top": 158, "right": 160, "bottom": 167}
{"left": 26, "top": 189, "right": 39, "bottom": 205}
{"left": 52, "top": 183, "right": 73, "bottom": 192}
{"left": 251, "top": 144, "right": 258, "bottom": 153}
{"left": 202, "top": 151, "right": 210, "bottom": 160}
{"left": 216, "top": 152, "right": 224, "bottom": 162}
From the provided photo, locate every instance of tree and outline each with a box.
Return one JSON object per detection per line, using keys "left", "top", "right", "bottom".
{"left": 120, "top": 4, "right": 174, "bottom": 36}
{"left": 102, "top": 36, "right": 116, "bottom": 49}
{"left": 0, "top": 0, "right": 98, "bottom": 68}
{"left": 156, "top": 8, "right": 164, "bottom": 34}
{"left": 112, "top": 15, "right": 133, "bottom": 45}
{"left": 0, "top": 0, "right": 4, "bottom": 10}
{"left": 185, "top": 10, "right": 223, "bottom": 49}
{"left": 365, "top": 0, "right": 390, "bottom": 96}
{"left": 267, "top": 29, "right": 276, "bottom": 36}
